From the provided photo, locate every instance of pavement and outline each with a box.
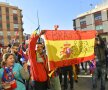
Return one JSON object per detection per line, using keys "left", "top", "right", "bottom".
{"left": 61, "top": 73, "right": 108, "bottom": 90}
{"left": 48, "top": 65, "right": 108, "bottom": 90}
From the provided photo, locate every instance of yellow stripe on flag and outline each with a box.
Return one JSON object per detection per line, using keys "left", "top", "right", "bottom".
{"left": 46, "top": 38, "right": 95, "bottom": 62}
{"left": 44, "top": 30, "right": 96, "bottom": 70}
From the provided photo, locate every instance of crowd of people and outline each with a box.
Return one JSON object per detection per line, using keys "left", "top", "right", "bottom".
{"left": 0, "top": 30, "right": 108, "bottom": 90}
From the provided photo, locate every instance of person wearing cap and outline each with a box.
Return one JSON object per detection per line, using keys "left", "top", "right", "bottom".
{"left": 28, "top": 30, "right": 48, "bottom": 90}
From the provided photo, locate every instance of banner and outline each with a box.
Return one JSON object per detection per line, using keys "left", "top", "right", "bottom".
{"left": 44, "top": 30, "right": 96, "bottom": 70}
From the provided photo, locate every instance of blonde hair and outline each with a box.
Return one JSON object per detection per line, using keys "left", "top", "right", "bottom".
{"left": 1, "top": 53, "right": 15, "bottom": 67}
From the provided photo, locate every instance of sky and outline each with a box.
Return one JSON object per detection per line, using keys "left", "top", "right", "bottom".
{"left": 0, "top": 0, "right": 103, "bottom": 34}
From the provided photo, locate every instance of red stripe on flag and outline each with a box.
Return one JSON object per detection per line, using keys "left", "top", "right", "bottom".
{"left": 49, "top": 54, "right": 95, "bottom": 70}
{"left": 45, "top": 30, "right": 96, "bottom": 40}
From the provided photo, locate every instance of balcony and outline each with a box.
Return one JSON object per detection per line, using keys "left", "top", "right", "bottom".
{"left": 22, "top": 28, "right": 24, "bottom": 31}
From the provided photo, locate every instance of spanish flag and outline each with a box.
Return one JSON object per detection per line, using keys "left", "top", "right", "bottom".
{"left": 44, "top": 30, "right": 96, "bottom": 70}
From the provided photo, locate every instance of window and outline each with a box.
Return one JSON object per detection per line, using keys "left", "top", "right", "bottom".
{"left": 80, "top": 16, "right": 86, "bottom": 29}
{"left": 0, "top": 31, "right": 3, "bottom": 36}
{"left": 0, "top": 16, "right": 2, "bottom": 20}
{"left": 0, "top": 7, "right": 1, "bottom": 12}
{"left": 80, "top": 16, "right": 86, "bottom": 24}
{"left": 7, "top": 24, "right": 10, "bottom": 28}
{"left": 13, "top": 10, "right": 17, "bottom": 14}
{"left": 80, "top": 21, "right": 86, "bottom": 25}
{"left": 14, "top": 24, "right": 18, "bottom": 28}
{"left": 14, "top": 28, "right": 18, "bottom": 31}
{"left": 13, "top": 16, "right": 18, "bottom": 21}
{"left": 107, "top": 10, "right": 108, "bottom": 20}
{"left": 94, "top": 12, "right": 102, "bottom": 20}
{"left": 7, "top": 31, "right": 11, "bottom": 36}
{"left": 6, "top": 7, "right": 9, "bottom": 13}
{"left": 95, "top": 25, "right": 103, "bottom": 30}
{"left": 6, "top": 16, "right": 9, "bottom": 20}
{"left": 0, "top": 24, "right": 2, "bottom": 29}
{"left": 73, "top": 19, "right": 76, "bottom": 30}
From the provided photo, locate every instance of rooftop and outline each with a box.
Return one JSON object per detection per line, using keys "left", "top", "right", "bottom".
{"left": 0, "top": 2, "right": 20, "bottom": 9}
{"left": 77, "top": 1, "right": 108, "bottom": 18}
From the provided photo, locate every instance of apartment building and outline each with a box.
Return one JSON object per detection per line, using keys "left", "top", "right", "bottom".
{"left": 73, "top": 2, "right": 108, "bottom": 42}
{"left": 0, "top": 2, "right": 23, "bottom": 46}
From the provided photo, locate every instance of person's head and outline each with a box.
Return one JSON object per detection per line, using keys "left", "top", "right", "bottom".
{"left": 8, "top": 44, "right": 11, "bottom": 48}
{"left": 1, "top": 48, "right": 7, "bottom": 54}
{"left": 11, "top": 43, "right": 19, "bottom": 54}
{"left": 95, "top": 37, "right": 100, "bottom": 45}
{"left": 36, "top": 42, "right": 44, "bottom": 54}
{"left": 6, "top": 44, "right": 11, "bottom": 53}
{"left": 1, "top": 53, "right": 15, "bottom": 67}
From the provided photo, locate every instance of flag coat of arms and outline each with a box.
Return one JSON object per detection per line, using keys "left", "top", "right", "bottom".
{"left": 44, "top": 30, "right": 96, "bottom": 70}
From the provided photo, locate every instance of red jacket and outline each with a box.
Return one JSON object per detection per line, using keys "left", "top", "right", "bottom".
{"left": 28, "top": 34, "right": 47, "bottom": 82}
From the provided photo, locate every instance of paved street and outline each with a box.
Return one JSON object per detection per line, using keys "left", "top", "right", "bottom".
{"left": 61, "top": 76, "right": 108, "bottom": 90}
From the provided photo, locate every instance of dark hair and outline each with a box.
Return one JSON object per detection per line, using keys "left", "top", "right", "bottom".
{"left": 11, "top": 43, "right": 20, "bottom": 48}
{"left": 8, "top": 44, "right": 12, "bottom": 48}
{"left": 95, "top": 37, "right": 99, "bottom": 41}
{"left": 1, "top": 53, "right": 15, "bottom": 67}
{"left": 95, "top": 35, "right": 105, "bottom": 48}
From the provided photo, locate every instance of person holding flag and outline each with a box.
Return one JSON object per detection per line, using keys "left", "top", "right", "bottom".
{"left": 28, "top": 30, "right": 48, "bottom": 90}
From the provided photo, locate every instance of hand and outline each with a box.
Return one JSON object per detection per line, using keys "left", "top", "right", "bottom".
{"left": 23, "top": 62, "right": 28, "bottom": 72}
{"left": 2, "top": 82, "right": 11, "bottom": 89}
{"left": 40, "top": 30, "right": 46, "bottom": 35}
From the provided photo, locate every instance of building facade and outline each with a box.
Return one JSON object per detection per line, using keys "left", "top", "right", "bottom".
{"left": 0, "top": 2, "right": 23, "bottom": 46}
{"left": 23, "top": 33, "right": 30, "bottom": 44}
{"left": 73, "top": 2, "right": 108, "bottom": 42}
